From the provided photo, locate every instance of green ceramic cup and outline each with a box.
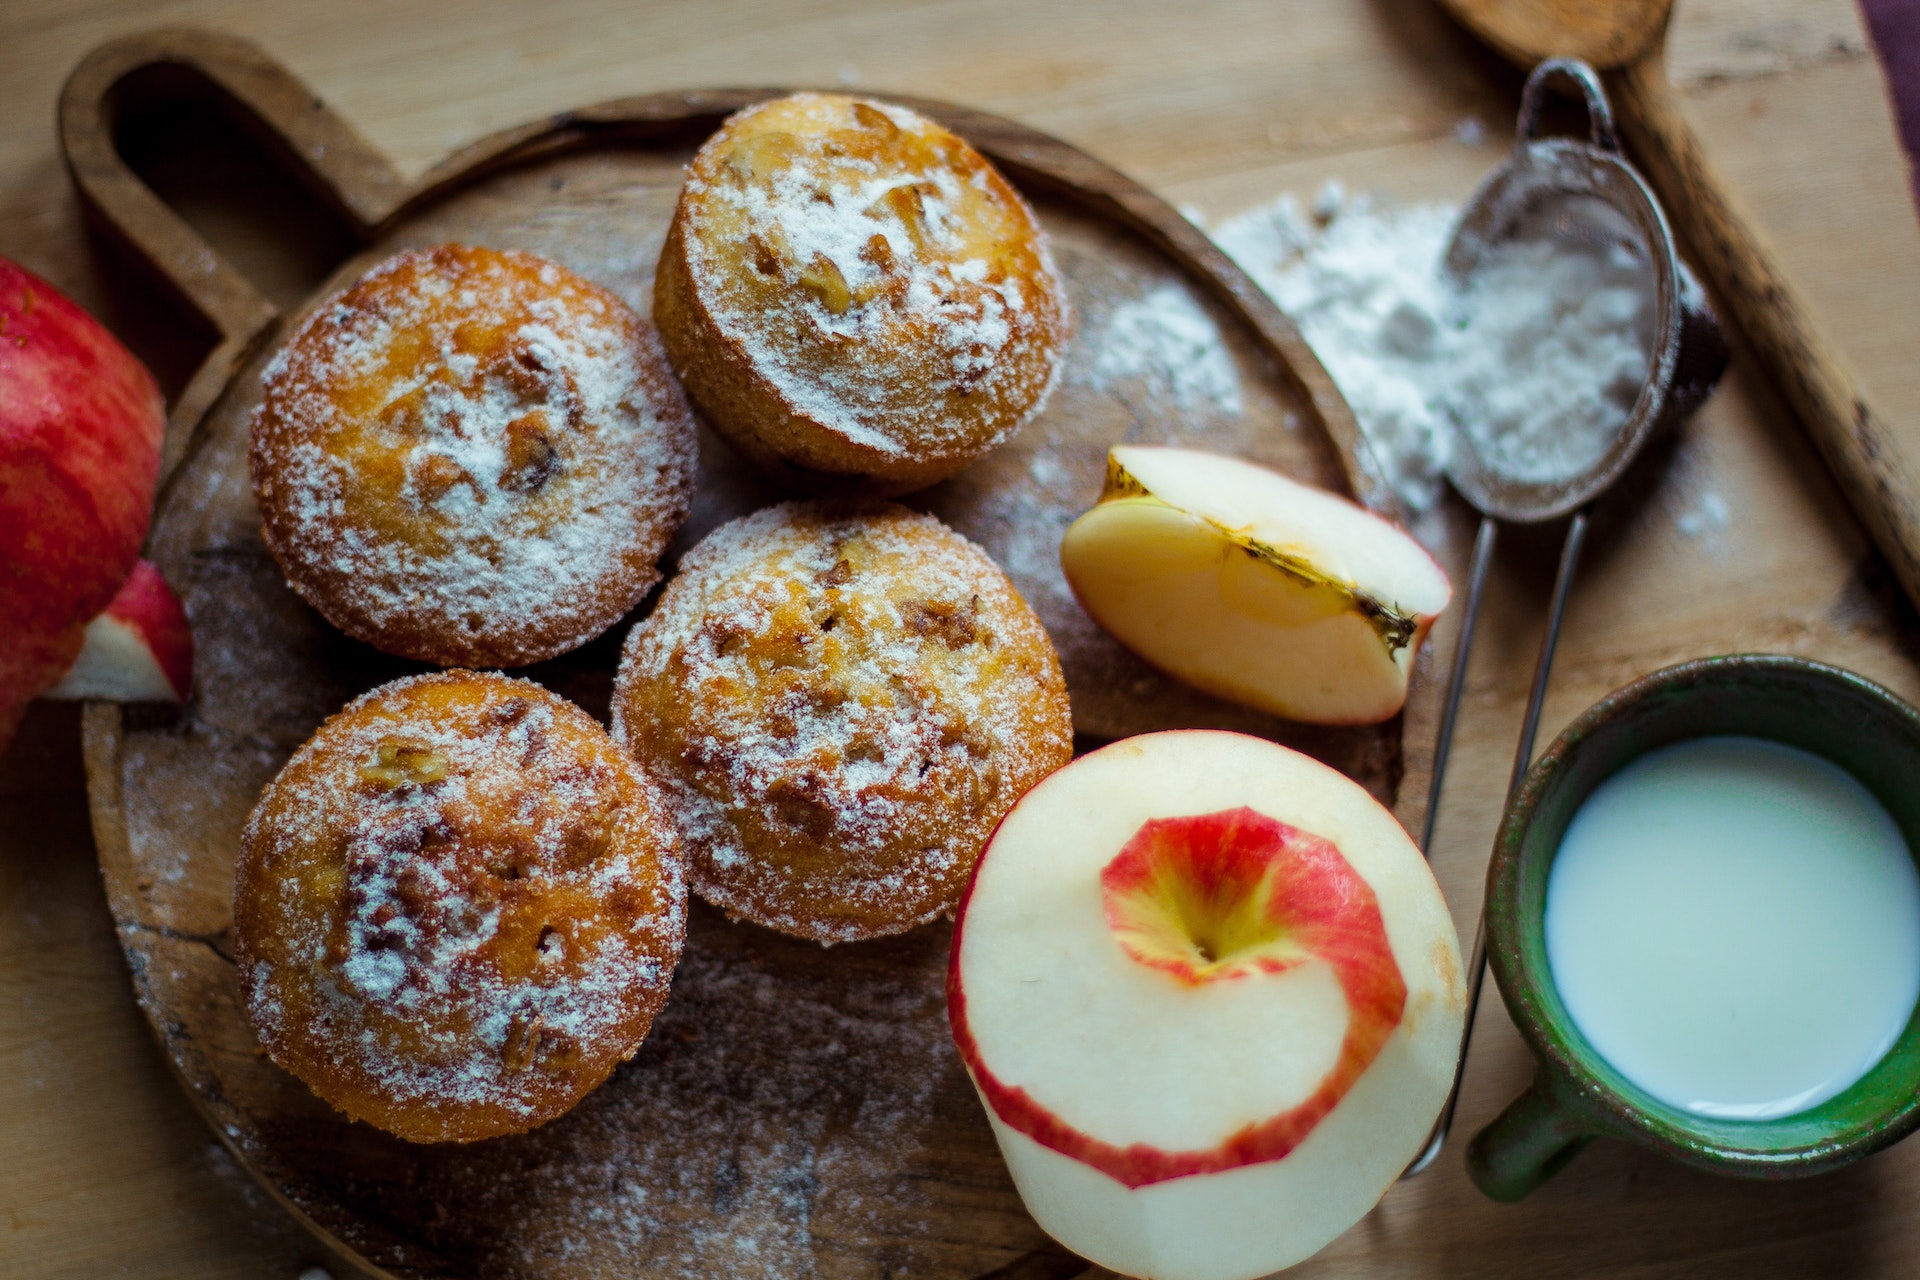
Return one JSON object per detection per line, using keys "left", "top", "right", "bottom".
{"left": 1466, "top": 653, "right": 1920, "bottom": 1201}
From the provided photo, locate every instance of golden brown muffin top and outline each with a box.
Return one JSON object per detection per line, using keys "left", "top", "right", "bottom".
{"left": 676, "top": 93, "right": 1066, "bottom": 461}
{"left": 250, "top": 243, "right": 696, "bottom": 666}
{"left": 235, "top": 671, "right": 687, "bottom": 1143}
{"left": 613, "top": 501, "right": 1073, "bottom": 942}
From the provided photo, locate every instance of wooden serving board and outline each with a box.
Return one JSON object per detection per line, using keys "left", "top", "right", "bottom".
{"left": 66, "top": 29, "right": 1472, "bottom": 1280}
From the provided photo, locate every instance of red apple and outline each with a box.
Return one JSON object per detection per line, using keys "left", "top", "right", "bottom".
{"left": 949, "top": 730, "right": 1466, "bottom": 1280}
{"left": 43, "top": 559, "right": 193, "bottom": 703}
{"left": 0, "top": 257, "right": 168, "bottom": 743}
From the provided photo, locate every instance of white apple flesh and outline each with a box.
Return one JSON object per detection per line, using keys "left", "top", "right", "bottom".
{"left": 1059, "top": 446, "right": 1450, "bottom": 725}
{"left": 949, "top": 730, "right": 1466, "bottom": 1280}
{"left": 43, "top": 559, "right": 193, "bottom": 703}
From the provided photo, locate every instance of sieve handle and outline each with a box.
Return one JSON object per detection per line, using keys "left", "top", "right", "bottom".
{"left": 1517, "top": 58, "right": 1618, "bottom": 152}
{"left": 1405, "top": 509, "right": 1589, "bottom": 1177}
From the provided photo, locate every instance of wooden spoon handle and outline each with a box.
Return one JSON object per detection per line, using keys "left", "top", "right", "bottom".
{"left": 1605, "top": 51, "right": 1920, "bottom": 611}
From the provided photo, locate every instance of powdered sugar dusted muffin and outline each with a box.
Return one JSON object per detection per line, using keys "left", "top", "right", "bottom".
{"left": 656, "top": 93, "right": 1067, "bottom": 496}
{"left": 612, "top": 501, "right": 1073, "bottom": 943}
{"left": 234, "top": 672, "right": 687, "bottom": 1143}
{"left": 250, "top": 244, "right": 697, "bottom": 667}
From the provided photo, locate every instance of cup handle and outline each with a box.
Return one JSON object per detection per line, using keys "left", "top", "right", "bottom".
{"left": 1465, "top": 1074, "right": 1595, "bottom": 1202}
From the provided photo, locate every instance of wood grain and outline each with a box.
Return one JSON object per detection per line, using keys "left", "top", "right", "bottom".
{"left": 1606, "top": 46, "right": 1920, "bottom": 631}
{"left": 8, "top": 1, "right": 1920, "bottom": 1277}
{"left": 62, "top": 30, "right": 1463, "bottom": 1279}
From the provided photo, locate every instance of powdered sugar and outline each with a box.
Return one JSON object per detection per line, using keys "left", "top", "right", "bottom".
{"left": 1447, "top": 233, "right": 1654, "bottom": 482}
{"left": 1081, "top": 281, "right": 1244, "bottom": 415}
{"left": 366, "top": 910, "right": 981, "bottom": 1278}
{"left": 1215, "top": 193, "right": 1462, "bottom": 509}
{"left": 1675, "top": 486, "right": 1730, "bottom": 539}
{"left": 676, "top": 94, "right": 1065, "bottom": 459}
{"left": 252, "top": 245, "right": 696, "bottom": 665}
{"left": 1214, "top": 187, "right": 1656, "bottom": 508}
{"left": 237, "top": 673, "right": 686, "bottom": 1130}
{"left": 615, "top": 502, "right": 1071, "bottom": 942}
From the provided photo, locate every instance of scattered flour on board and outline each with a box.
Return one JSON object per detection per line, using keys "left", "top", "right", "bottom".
{"left": 371, "top": 912, "right": 965, "bottom": 1279}
{"left": 1081, "top": 281, "right": 1244, "bottom": 415}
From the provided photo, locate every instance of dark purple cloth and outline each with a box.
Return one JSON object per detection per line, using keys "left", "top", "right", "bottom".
{"left": 1861, "top": 0, "right": 1920, "bottom": 209}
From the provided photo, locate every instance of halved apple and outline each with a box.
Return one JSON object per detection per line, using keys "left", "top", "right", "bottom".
{"left": 949, "top": 730, "right": 1465, "bottom": 1280}
{"left": 1060, "top": 446, "right": 1450, "bottom": 724}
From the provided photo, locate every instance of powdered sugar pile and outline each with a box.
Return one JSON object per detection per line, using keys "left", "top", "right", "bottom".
{"left": 1215, "top": 186, "right": 1655, "bottom": 508}
{"left": 616, "top": 502, "right": 1069, "bottom": 942}
{"left": 1216, "top": 192, "right": 1460, "bottom": 508}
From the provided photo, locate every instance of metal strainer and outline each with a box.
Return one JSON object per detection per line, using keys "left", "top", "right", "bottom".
{"left": 1406, "top": 57, "right": 1729, "bottom": 1175}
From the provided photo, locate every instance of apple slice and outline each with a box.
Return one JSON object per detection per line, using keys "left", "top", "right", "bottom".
{"left": 0, "top": 256, "right": 166, "bottom": 745}
{"left": 1060, "top": 446, "right": 1450, "bottom": 724}
{"left": 949, "top": 730, "right": 1465, "bottom": 1280}
{"left": 43, "top": 559, "right": 193, "bottom": 703}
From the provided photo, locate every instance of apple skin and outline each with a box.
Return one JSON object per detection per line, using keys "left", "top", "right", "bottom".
{"left": 948, "top": 730, "right": 1466, "bottom": 1280}
{"left": 0, "top": 257, "right": 166, "bottom": 742}
{"left": 42, "top": 559, "right": 194, "bottom": 703}
{"left": 954, "top": 805, "right": 1407, "bottom": 1187}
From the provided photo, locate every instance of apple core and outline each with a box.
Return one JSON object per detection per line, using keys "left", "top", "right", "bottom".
{"left": 955, "top": 800, "right": 1413, "bottom": 1186}
{"left": 1103, "top": 807, "right": 1359, "bottom": 987}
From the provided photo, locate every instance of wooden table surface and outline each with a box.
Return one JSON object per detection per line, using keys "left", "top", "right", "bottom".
{"left": 8, "top": 1, "right": 1920, "bottom": 1277}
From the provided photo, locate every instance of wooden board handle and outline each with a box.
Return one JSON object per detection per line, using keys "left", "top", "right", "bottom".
{"left": 1607, "top": 52, "right": 1920, "bottom": 613}
{"left": 58, "top": 27, "right": 409, "bottom": 485}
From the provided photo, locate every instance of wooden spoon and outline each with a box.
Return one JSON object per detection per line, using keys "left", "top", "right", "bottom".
{"left": 1436, "top": 0, "right": 1920, "bottom": 613}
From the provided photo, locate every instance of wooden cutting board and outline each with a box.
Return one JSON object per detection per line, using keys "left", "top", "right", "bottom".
{"left": 65, "top": 29, "right": 1471, "bottom": 1279}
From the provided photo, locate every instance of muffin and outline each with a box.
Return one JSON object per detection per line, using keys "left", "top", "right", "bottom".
{"left": 612, "top": 501, "right": 1073, "bottom": 943}
{"left": 250, "top": 243, "right": 697, "bottom": 667}
{"left": 234, "top": 672, "right": 687, "bottom": 1143}
{"left": 655, "top": 93, "right": 1068, "bottom": 496}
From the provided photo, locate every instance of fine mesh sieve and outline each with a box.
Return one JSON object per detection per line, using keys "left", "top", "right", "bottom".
{"left": 1405, "top": 57, "right": 1728, "bottom": 1176}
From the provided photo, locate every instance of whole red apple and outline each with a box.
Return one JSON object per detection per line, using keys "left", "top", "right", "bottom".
{"left": 0, "top": 256, "right": 167, "bottom": 744}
